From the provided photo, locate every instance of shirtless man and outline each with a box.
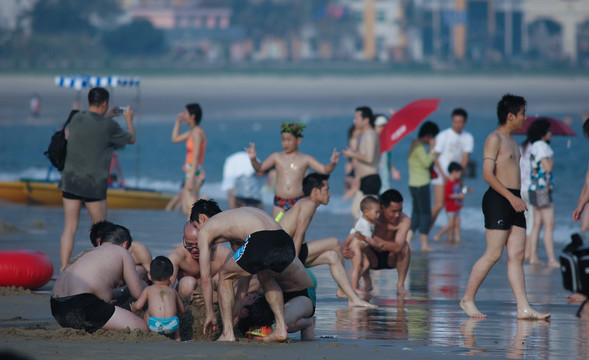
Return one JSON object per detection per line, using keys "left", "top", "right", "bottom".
{"left": 50, "top": 224, "right": 147, "bottom": 332}
{"left": 344, "top": 189, "right": 412, "bottom": 296}
{"left": 246, "top": 121, "right": 339, "bottom": 218}
{"left": 90, "top": 220, "right": 152, "bottom": 281}
{"left": 167, "top": 222, "right": 232, "bottom": 299}
{"left": 460, "top": 94, "right": 550, "bottom": 320}
{"left": 343, "top": 106, "right": 381, "bottom": 219}
{"left": 278, "top": 173, "right": 375, "bottom": 308}
{"left": 190, "top": 199, "right": 304, "bottom": 342}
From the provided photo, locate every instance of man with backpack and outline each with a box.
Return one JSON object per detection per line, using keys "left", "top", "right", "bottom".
{"left": 58, "top": 87, "right": 135, "bottom": 272}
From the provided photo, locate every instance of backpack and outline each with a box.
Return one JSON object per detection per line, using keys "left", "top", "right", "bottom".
{"left": 44, "top": 110, "right": 79, "bottom": 171}
{"left": 560, "top": 233, "right": 589, "bottom": 316}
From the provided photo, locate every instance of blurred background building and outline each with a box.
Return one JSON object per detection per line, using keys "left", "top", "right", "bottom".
{"left": 2, "top": 0, "right": 589, "bottom": 69}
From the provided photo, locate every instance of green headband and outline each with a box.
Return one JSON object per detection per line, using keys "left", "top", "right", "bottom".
{"left": 280, "top": 121, "right": 305, "bottom": 138}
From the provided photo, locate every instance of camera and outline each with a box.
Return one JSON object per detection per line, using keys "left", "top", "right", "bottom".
{"left": 115, "top": 106, "right": 127, "bottom": 115}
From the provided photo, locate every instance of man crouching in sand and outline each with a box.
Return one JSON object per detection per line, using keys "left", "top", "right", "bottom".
{"left": 460, "top": 94, "right": 550, "bottom": 320}
{"left": 191, "top": 199, "right": 304, "bottom": 342}
{"left": 51, "top": 224, "right": 147, "bottom": 332}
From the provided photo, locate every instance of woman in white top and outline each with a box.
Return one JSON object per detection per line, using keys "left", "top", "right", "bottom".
{"left": 527, "top": 118, "right": 558, "bottom": 267}
{"left": 520, "top": 137, "right": 535, "bottom": 262}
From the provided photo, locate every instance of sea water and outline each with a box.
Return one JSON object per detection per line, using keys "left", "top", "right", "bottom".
{"left": 1, "top": 108, "right": 585, "bottom": 244}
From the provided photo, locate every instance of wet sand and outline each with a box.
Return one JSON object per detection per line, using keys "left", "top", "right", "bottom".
{"left": 0, "top": 201, "right": 587, "bottom": 359}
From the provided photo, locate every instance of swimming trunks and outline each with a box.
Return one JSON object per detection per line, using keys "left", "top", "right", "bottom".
{"left": 359, "top": 174, "right": 381, "bottom": 195}
{"left": 50, "top": 293, "right": 115, "bottom": 333}
{"left": 148, "top": 315, "right": 180, "bottom": 335}
{"left": 298, "top": 243, "right": 309, "bottom": 265}
{"left": 62, "top": 191, "right": 103, "bottom": 203}
{"left": 482, "top": 187, "right": 526, "bottom": 230}
{"left": 368, "top": 247, "right": 395, "bottom": 270}
{"left": 273, "top": 195, "right": 303, "bottom": 211}
{"left": 283, "top": 288, "right": 315, "bottom": 316}
{"left": 183, "top": 164, "right": 206, "bottom": 183}
{"left": 234, "top": 229, "right": 296, "bottom": 274}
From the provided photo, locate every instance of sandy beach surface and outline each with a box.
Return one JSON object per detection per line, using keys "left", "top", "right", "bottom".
{"left": 0, "top": 200, "right": 586, "bottom": 360}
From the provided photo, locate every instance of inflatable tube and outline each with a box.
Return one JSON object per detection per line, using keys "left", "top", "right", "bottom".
{"left": 0, "top": 250, "right": 54, "bottom": 289}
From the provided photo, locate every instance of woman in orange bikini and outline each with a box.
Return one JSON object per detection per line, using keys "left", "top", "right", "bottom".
{"left": 171, "top": 103, "right": 207, "bottom": 215}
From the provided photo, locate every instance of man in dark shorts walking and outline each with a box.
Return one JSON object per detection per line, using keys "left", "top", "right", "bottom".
{"left": 460, "top": 94, "right": 550, "bottom": 320}
{"left": 190, "top": 199, "right": 306, "bottom": 342}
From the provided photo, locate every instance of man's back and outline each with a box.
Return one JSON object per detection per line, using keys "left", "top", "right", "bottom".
{"left": 52, "top": 244, "right": 132, "bottom": 301}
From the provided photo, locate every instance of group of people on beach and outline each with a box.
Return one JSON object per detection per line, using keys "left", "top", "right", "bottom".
{"left": 51, "top": 86, "right": 589, "bottom": 341}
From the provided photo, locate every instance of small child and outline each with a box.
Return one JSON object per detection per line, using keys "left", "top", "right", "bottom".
{"left": 434, "top": 162, "right": 468, "bottom": 243}
{"left": 131, "top": 256, "right": 185, "bottom": 341}
{"left": 344, "top": 196, "right": 380, "bottom": 294}
{"left": 246, "top": 121, "right": 339, "bottom": 218}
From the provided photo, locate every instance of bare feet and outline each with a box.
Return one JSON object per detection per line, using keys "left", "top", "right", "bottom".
{"left": 262, "top": 329, "right": 288, "bottom": 342}
{"left": 529, "top": 258, "right": 545, "bottom": 265}
{"left": 516, "top": 308, "right": 551, "bottom": 320}
{"left": 336, "top": 288, "right": 347, "bottom": 299}
{"left": 397, "top": 286, "right": 411, "bottom": 297}
{"left": 566, "top": 293, "right": 587, "bottom": 303}
{"left": 348, "top": 297, "right": 377, "bottom": 308}
{"left": 216, "top": 333, "right": 236, "bottom": 341}
{"left": 421, "top": 246, "right": 434, "bottom": 252}
{"left": 433, "top": 234, "right": 441, "bottom": 242}
{"left": 547, "top": 260, "right": 560, "bottom": 268}
{"left": 460, "top": 299, "right": 487, "bottom": 319}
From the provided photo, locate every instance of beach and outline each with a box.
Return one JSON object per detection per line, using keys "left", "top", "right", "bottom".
{"left": 1, "top": 73, "right": 589, "bottom": 359}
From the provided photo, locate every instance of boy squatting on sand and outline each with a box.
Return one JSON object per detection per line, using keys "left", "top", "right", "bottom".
{"left": 131, "top": 256, "right": 186, "bottom": 341}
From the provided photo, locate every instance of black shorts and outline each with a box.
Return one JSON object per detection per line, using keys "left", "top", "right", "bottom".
{"left": 360, "top": 174, "right": 381, "bottom": 195}
{"left": 50, "top": 293, "right": 115, "bottom": 333}
{"left": 233, "top": 229, "right": 295, "bottom": 274}
{"left": 298, "top": 243, "right": 309, "bottom": 265}
{"left": 482, "top": 187, "right": 526, "bottom": 230}
{"left": 368, "top": 247, "right": 395, "bottom": 270}
{"left": 62, "top": 191, "right": 103, "bottom": 203}
{"left": 283, "top": 288, "right": 315, "bottom": 316}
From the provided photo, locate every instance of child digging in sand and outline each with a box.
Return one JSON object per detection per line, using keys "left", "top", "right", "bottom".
{"left": 433, "top": 162, "right": 471, "bottom": 243}
{"left": 131, "top": 256, "right": 186, "bottom": 341}
{"left": 343, "top": 196, "right": 381, "bottom": 294}
{"left": 246, "top": 121, "right": 339, "bottom": 218}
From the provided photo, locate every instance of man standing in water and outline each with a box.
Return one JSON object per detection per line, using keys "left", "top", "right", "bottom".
{"left": 343, "top": 106, "right": 380, "bottom": 219}
{"left": 460, "top": 94, "right": 550, "bottom": 320}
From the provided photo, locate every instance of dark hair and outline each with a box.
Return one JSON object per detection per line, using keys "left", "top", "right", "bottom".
{"left": 360, "top": 195, "right": 379, "bottom": 213}
{"left": 497, "top": 94, "right": 526, "bottom": 126}
{"left": 186, "top": 103, "right": 203, "bottom": 125}
{"left": 356, "top": 106, "right": 375, "bottom": 128}
{"left": 380, "top": 189, "right": 403, "bottom": 207}
{"left": 417, "top": 121, "right": 440, "bottom": 138}
{"left": 527, "top": 118, "right": 551, "bottom": 143}
{"left": 190, "top": 199, "right": 222, "bottom": 223}
{"left": 451, "top": 108, "right": 468, "bottom": 121}
{"left": 302, "top": 173, "right": 329, "bottom": 196}
{"left": 88, "top": 87, "right": 109, "bottom": 107}
{"left": 448, "top": 162, "right": 463, "bottom": 173}
{"left": 90, "top": 220, "right": 117, "bottom": 247}
{"left": 237, "top": 295, "right": 274, "bottom": 335}
{"left": 583, "top": 118, "right": 589, "bottom": 138}
{"left": 347, "top": 124, "right": 356, "bottom": 141}
{"left": 101, "top": 224, "right": 132, "bottom": 248}
{"left": 150, "top": 256, "right": 174, "bottom": 281}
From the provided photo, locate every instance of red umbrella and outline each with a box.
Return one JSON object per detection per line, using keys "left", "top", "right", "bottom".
{"left": 512, "top": 116, "right": 577, "bottom": 136}
{"left": 379, "top": 98, "right": 441, "bottom": 154}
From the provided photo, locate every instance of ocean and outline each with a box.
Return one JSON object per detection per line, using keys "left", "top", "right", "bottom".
{"left": 0, "top": 75, "right": 586, "bottom": 244}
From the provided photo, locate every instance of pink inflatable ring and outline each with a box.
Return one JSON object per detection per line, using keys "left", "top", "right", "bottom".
{"left": 0, "top": 250, "right": 54, "bottom": 289}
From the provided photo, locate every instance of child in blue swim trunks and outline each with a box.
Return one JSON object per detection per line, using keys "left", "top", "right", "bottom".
{"left": 131, "top": 256, "right": 185, "bottom": 341}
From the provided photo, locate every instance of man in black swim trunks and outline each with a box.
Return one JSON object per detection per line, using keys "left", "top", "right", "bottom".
{"left": 190, "top": 199, "right": 305, "bottom": 342}
{"left": 50, "top": 223, "right": 147, "bottom": 333}
{"left": 344, "top": 189, "right": 412, "bottom": 296}
{"left": 460, "top": 94, "right": 550, "bottom": 321}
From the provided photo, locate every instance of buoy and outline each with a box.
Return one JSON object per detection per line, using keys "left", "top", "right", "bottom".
{"left": 0, "top": 250, "right": 54, "bottom": 289}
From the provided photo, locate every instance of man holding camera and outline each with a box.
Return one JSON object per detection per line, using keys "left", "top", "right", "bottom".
{"left": 58, "top": 87, "right": 135, "bottom": 272}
